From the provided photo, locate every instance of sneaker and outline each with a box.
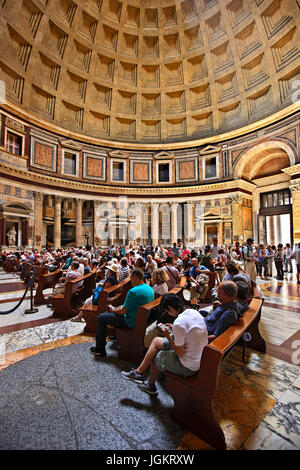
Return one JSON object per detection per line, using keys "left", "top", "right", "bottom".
{"left": 138, "top": 381, "right": 158, "bottom": 396}
{"left": 121, "top": 368, "right": 144, "bottom": 384}
{"left": 90, "top": 346, "right": 107, "bottom": 357}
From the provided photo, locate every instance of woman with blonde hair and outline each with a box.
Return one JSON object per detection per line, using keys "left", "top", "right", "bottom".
{"left": 151, "top": 268, "right": 169, "bottom": 296}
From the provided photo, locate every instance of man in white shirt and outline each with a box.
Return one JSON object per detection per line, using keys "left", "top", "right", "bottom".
{"left": 121, "top": 293, "right": 208, "bottom": 396}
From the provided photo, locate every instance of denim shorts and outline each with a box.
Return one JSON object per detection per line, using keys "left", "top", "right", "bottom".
{"left": 154, "top": 338, "right": 196, "bottom": 378}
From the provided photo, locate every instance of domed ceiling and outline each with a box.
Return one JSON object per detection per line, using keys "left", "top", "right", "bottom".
{"left": 0, "top": 0, "right": 300, "bottom": 144}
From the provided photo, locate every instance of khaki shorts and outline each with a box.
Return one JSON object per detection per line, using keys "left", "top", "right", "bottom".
{"left": 154, "top": 338, "right": 196, "bottom": 378}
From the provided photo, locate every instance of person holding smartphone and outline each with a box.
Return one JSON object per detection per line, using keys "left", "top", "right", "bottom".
{"left": 121, "top": 293, "right": 208, "bottom": 396}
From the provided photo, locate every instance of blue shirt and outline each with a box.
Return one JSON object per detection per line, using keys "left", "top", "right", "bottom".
{"left": 189, "top": 265, "right": 209, "bottom": 279}
{"left": 123, "top": 283, "right": 154, "bottom": 329}
{"left": 202, "top": 302, "right": 238, "bottom": 337}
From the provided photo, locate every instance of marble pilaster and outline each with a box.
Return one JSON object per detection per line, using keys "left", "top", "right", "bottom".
{"left": 34, "top": 192, "right": 44, "bottom": 250}
{"left": 171, "top": 203, "right": 178, "bottom": 245}
{"left": 291, "top": 184, "right": 300, "bottom": 243}
{"left": 53, "top": 195, "right": 62, "bottom": 249}
{"left": 75, "top": 199, "right": 83, "bottom": 246}
{"left": 151, "top": 203, "right": 159, "bottom": 246}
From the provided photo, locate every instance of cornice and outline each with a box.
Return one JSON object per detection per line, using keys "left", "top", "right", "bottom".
{"left": 1, "top": 101, "right": 299, "bottom": 151}
{"left": 282, "top": 164, "right": 300, "bottom": 177}
{"left": 0, "top": 162, "right": 255, "bottom": 197}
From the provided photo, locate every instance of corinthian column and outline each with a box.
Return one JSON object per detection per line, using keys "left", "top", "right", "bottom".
{"left": 171, "top": 203, "right": 179, "bottom": 245}
{"left": 34, "top": 192, "right": 44, "bottom": 250}
{"left": 291, "top": 184, "right": 300, "bottom": 243}
{"left": 75, "top": 199, "right": 83, "bottom": 246}
{"left": 53, "top": 195, "right": 62, "bottom": 249}
{"left": 151, "top": 203, "right": 160, "bottom": 246}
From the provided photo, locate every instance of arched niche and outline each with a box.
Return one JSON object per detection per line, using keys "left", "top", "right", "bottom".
{"left": 233, "top": 140, "right": 296, "bottom": 181}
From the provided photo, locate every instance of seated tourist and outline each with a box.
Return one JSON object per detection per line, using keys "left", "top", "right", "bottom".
{"left": 121, "top": 293, "right": 208, "bottom": 396}
{"left": 90, "top": 268, "right": 154, "bottom": 357}
{"left": 200, "top": 281, "right": 238, "bottom": 338}
{"left": 144, "top": 255, "right": 157, "bottom": 280}
{"left": 151, "top": 268, "right": 169, "bottom": 296}
{"left": 71, "top": 263, "right": 120, "bottom": 322}
{"left": 187, "top": 258, "right": 209, "bottom": 300}
{"left": 52, "top": 261, "right": 81, "bottom": 296}
{"left": 82, "top": 257, "right": 91, "bottom": 275}
{"left": 235, "top": 281, "right": 250, "bottom": 317}
{"left": 162, "top": 256, "right": 180, "bottom": 290}
{"left": 119, "top": 257, "right": 131, "bottom": 281}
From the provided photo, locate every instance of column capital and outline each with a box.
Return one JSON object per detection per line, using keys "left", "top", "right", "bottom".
{"left": 34, "top": 191, "right": 44, "bottom": 201}
{"left": 171, "top": 202, "right": 179, "bottom": 211}
{"left": 54, "top": 195, "right": 62, "bottom": 204}
{"left": 75, "top": 198, "right": 83, "bottom": 206}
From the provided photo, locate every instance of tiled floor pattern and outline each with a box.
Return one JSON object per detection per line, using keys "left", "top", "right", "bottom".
{"left": 0, "top": 267, "right": 299, "bottom": 450}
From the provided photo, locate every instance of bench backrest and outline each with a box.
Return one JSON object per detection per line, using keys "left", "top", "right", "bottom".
{"left": 97, "top": 276, "right": 132, "bottom": 313}
{"left": 63, "top": 270, "right": 96, "bottom": 301}
{"left": 39, "top": 268, "right": 62, "bottom": 289}
{"left": 135, "top": 285, "right": 184, "bottom": 334}
{"left": 178, "top": 298, "right": 263, "bottom": 391}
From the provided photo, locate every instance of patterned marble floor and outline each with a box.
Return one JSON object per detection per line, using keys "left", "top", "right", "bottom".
{"left": 0, "top": 266, "right": 299, "bottom": 450}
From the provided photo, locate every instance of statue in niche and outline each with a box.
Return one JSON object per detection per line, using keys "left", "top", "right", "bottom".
{"left": 7, "top": 226, "right": 17, "bottom": 246}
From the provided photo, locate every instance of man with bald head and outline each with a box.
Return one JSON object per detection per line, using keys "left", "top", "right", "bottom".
{"left": 201, "top": 281, "right": 239, "bottom": 338}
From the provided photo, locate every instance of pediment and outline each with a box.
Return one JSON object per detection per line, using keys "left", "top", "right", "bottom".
{"left": 199, "top": 145, "right": 221, "bottom": 155}
{"left": 109, "top": 150, "right": 129, "bottom": 159}
{"left": 154, "top": 151, "right": 174, "bottom": 160}
{"left": 0, "top": 201, "right": 32, "bottom": 215}
{"left": 60, "top": 139, "right": 83, "bottom": 150}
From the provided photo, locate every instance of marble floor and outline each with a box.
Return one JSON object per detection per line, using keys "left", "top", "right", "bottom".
{"left": 0, "top": 266, "right": 299, "bottom": 450}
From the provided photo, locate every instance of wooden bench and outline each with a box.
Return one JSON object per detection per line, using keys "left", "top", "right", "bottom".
{"left": 72, "top": 268, "right": 96, "bottom": 304}
{"left": 163, "top": 298, "right": 265, "bottom": 450}
{"left": 116, "top": 285, "right": 184, "bottom": 364}
{"left": 82, "top": 277, "right": 132, "bottom": 334}
{"left": 51, "top": 270, "right": 96, "bottom": 319}
{"left": 34, "top": 268, "right": 62, "bottom": 306}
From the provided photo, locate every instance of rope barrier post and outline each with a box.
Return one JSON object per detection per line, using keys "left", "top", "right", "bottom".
{"left": 24, "top": 267, "right": 39, "bottom": 315}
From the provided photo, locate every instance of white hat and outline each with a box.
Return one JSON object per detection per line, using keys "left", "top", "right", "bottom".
{"left": 108, "top": 264, "right": 119, "bottom": 274}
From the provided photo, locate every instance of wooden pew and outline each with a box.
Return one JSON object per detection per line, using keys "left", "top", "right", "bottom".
{"left": 82, "top": 277, "right": 132, "bottom": 334}
{"left": 34, "top": 268, "right": 62, "bottom": 306}
{"left": 164, "top": 298, "right": 265, "bottom": 450}
{"left": 73, "top": 268, "right": 96, "bottom": 303}
{"left": 51, "top": 270, "right": 96, "bottom": 319}
{"left": 116, "top": 285, "right": 184, "bottom": 364}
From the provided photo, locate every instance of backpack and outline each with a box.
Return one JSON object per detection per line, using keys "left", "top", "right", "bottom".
{"left": 92, "top": 285, "right": 103, "bottom": 305}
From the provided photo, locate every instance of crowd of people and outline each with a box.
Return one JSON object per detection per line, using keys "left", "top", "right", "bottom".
{"left": 1, "top": 237, "right": 300, "bottom": 397}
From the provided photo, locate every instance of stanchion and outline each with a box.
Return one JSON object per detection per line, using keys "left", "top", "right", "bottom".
{"left": 24, "top": 269, "right": 39, "bottom": 315}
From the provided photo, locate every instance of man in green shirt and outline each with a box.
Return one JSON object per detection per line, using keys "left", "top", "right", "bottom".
{"left": 90, "top": 268, "right": 154, "bottom": 357}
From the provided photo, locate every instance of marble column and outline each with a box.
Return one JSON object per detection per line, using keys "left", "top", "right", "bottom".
{"left": 93, "top": 200, "right": 102, "bottom": 246}
{"left": 231, "top": 194, "right": 243, "bottom": 243}
{"left": 186, "top": 203, "right": 194, "bottom": 246}
{"left": 171, "top": 203, "right": 178, "bottom": 245}
{"left": 194, "top": 202, "right": 203, "bottom": 245}
{"left": 134, "top": 203, "right": 142, "bottom": 245}
{"left": 75, "top": 199, "right": 83, "bottom": 246}
{"left": 34, "top": 192, "right": 44, "bottom": 250}
{"left": 151, "top": 203, "right": 160, "bottom": 246}
{"left": 53, "top": 195, "right": 62, "bottom": 249}
{"left": 291, "top": 184, "right": 300, "bottom": 244}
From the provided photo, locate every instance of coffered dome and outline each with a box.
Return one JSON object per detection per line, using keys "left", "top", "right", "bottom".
{"left": 0, "top": 0, "right": 299, "bottom": 144}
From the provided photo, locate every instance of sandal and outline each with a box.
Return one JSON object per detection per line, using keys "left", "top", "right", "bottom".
{"left": 71, "top": 315, "right": 84, "bottom": 322}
